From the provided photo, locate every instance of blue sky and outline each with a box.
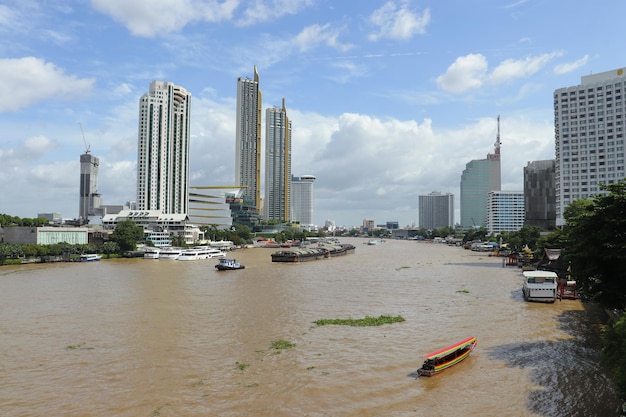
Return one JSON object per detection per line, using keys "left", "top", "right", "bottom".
{"left": 0, "top": 0, "right": 622, "bottom": 228}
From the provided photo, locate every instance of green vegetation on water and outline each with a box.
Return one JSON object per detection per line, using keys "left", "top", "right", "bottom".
{"left": 313, "top": 315, "right": 405, "bottom": 327}
{"left": 271, "top": 339, "right": 296, "bottom": 351}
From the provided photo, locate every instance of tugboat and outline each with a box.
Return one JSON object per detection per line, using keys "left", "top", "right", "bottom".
{"left": 215, "top": 258, "right": 245, "bottom": 271}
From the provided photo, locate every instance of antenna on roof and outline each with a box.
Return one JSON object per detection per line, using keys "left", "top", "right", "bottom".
{"left": 80, "top": 122, "right": 90, "bottom": 154}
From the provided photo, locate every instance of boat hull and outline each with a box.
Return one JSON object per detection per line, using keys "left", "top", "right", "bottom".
{"left": 416, "top": 336, "right": 477, "bottom": 377}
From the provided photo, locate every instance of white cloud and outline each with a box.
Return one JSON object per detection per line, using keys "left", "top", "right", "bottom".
{"left": 436, "top": 52, "right": 562, "bottom": 94}
{"left": 368, "top": 1, "right": 430, "bottom": 41}
{"left": 436, "top": 54, "right": 488, "bottom": 93}
{"left": 293, "top": 23, "right": 352, "bottom": 52}
{"left": 91, "top": 0, "right": 238, "bottom": 37}
{"left": 236, "top": 0, "right": 313, "bottom": 26}
{"left": 554, "top": 55, "right": 589, "bottom": 75}
{"left": 489, "top": 52, "right": 562, "bottom": 84}
{"left": 0, "top": 57, "right": 94, "bottom": 112}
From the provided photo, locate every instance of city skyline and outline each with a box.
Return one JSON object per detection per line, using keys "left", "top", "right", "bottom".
{"left": 0, "top": 1, "right": 624, "bottom": 227}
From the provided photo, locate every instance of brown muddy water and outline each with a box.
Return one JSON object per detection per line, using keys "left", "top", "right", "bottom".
{"left": 0, "top": 238, "right": 620, "bottom": 416}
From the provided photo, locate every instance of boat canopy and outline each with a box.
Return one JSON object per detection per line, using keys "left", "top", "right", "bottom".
{"left": 423, "top": 336, "right": 477, "bottom": 360}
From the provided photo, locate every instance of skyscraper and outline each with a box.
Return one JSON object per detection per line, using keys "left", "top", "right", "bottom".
{"left": 419, "top": 191, "right": 454, "bottom": 230}
{"left": 459, "top": 117, "right": 502, "bottom": 230}
{"left": 264, "top": 98, "right": 292, "bottom": 221}
{"left": 291, "top": 174, "right": 316, "bottom": 226}
{"left": 236, "top": 65, "right": 262, "bottom": 210}
{"left": 554, "top": 67, "right": 626, "bottom": 226}
{"left": 136, "top": 81, "right": 191, "bottom": 214}
{"left": 79, "top": 151, "right": 101, "bottom": 222}
{"left": 524, "top": 160, "right": 556, "bottom": 230}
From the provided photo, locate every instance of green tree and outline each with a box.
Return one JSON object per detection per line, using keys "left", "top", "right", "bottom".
{"left": 110, "top": 220, "right": 144, "bottom": 252}
{"left": 563, "top": 182, "right": 626, "bottom": 310}
{"left": 601, "top": 314, "right": 626, "bottom": 398}
{"left": 100, "top": 241, "right": 120, "bottom": 257}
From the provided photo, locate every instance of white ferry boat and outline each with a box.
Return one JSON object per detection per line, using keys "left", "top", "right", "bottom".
{"left": 159, "top": 247, "right": 183, "bottom": 260}
{"left": 178, "top": 247, "right": 212, "bottom": 261}
{"left": 522, "top": 270, "right": 558, "bottom": 303}
{"left": 143, "top": 247, "right": 160, "bottom": 259}
{"left": 207, "top": 248, "right": 227, "bottom": 258}
{"left": 79, "top": 254, "right": 101, "bottom": 262}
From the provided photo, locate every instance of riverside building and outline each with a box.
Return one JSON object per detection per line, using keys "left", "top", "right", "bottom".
{"left": 554, "top": 67, "right": 626, "bottom": 226}
{"left": 136, "top": 81, "right": 191, "bottom": 214}
{"left": 459, "top": 117, "right": 502, "bottom": 230}
{"left": 264, "top": 99, "right": 292, "bottom": 221}
{"left": 291, "top": 175, "right": 316, "bottom": 228}
{"left": 236, "top": 66, "right": 262, "bottom": 211}
{"left": 419, "top": 191, "right": 454, "bottom": 230}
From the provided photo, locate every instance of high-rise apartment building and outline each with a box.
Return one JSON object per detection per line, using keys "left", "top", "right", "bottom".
{"left": 236, "top": 66, "right": 262, "bottom": 211}
{"left": 554, "top": 67, "right": 626, "bottom": 226}
{"left": 419, "top": 191, "right": 454, "bottom": 230}
{"left": 291, "top": 174, "right": 316, "bottom": 226}
{"left": 136, "top": 81, "right": 191, "bottom": 214}
{"left": 79, "top": 151, "right": 101, "bottom": 222}
{"left": 264, "top": 99, "right": 292, "bottom": 221}
{"left": 487, "top": 190, "right": 524, "bottom": 235}
{"left": 524, "top": 160, "right": 556, "bottom": 230}
{"left": 460, "top": 117, "right": 502, "bottom": 230}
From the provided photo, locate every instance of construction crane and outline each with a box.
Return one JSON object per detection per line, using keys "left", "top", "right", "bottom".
{"left": 79, "top": 122, "right": 90, "bottom": 154}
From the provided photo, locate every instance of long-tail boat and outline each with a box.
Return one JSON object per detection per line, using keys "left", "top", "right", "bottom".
{"left": 416, "top": 336, "right": 477, "bottom": 377}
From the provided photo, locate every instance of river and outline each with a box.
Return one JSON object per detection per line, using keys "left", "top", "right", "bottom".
{"left": 0, "top": 238, "right": 620, "bottom": 416}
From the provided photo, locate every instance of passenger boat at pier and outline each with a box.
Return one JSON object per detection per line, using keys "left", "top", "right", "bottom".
{"left": 271, "top": 243, "right": 356, "bottom": 263}
{"left": 522, "top": 270, "right": 558, "bottom": 303}
{"left": 416, "top": 336, "right": 477, "bottom": 377}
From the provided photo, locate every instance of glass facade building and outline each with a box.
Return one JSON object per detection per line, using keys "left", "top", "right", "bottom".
{"left": 524, "top": 160, "right": 556, "bottom": 230}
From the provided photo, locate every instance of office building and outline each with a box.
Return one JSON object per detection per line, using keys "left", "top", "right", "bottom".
{"left": 524, "top": 160, "right": 556, "bottom": 230}
{"left": 291, "top": 174, "right": 315, "bottom": 226}
{"left": 419, "top": 191, "right": 454, "bottom": 229}
{"left": 554, "top": 67, "right": 626, "bottom": 226}
{"left": 236, "top": 65, "right": 262, "bottom": 210}
{"left": 487, "top": 190, "right": 524, "bottom": 235}
{"left": 136, "top": 81, "right": 191, "bottom": 214}
{"left": 79, "top": 151, "right": 101, "bottom": 222}
{"left": 264, "top": 99, "right": 292, "bottom": 221}
{"left": 460, "top": 117, "right": 502, "bottom": 230}
{"left": 188, "top": 186, "right": 246, "bottom": 229}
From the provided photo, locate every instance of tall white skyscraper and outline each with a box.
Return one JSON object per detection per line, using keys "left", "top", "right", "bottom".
{"left": 79, "top": 151, "right": 100, "bottom": 221}
{"left": 236, "top": 65, "right": 262, "bottom": 210}
{"left": 264, "top": 98, "right": 292, "bottom": 221}
{"left": 136, "top": 81, "right": 191, "bottom": 214}
{"left": 554, "top": 67, "right": 626, "bottom": 226}
{"left": 291, "top": 175, "right": 315, "bottom": 226}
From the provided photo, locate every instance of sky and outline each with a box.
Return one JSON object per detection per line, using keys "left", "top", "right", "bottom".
{"left": 0, "top": 0, "right": 623, "bottom": 229}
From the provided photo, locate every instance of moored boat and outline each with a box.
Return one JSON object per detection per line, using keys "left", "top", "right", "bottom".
{"left": 215, "top": 258, "right": 245, "bottom": 270}
{"left": 522, "top": 270, "right": 558, "bottom": 303}
{"left": 143, "top": 247, "right": 160, "bottom": 259}
{"left": 79, "top": 254, "right": 101, "bottom": 262}
{"left": 416, "top": 336, "right": 477, "bottom": 377}
{"left": 159, "top": 247, "right": 183, "bottom": 260}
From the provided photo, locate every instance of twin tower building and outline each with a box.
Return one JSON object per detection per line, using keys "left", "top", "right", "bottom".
{"left": 132, "top": 66, "right": 314, "bottom": 226}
